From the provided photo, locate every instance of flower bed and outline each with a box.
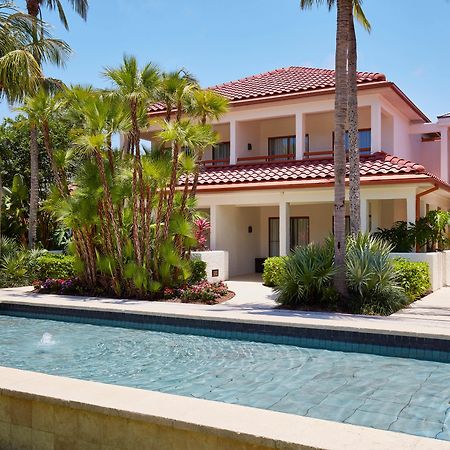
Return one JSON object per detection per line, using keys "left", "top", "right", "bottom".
{"left": 33, "top": 278, "right": 233, "bottom": 304}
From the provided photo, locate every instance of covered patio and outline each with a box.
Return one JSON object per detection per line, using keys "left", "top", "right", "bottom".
{"left": 194, "top": 153, "right": 450, "bottom": 277}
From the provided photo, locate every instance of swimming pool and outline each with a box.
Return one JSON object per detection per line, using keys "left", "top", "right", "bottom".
{"left": 0, "top": 311, "right": 449, "bottom": 442}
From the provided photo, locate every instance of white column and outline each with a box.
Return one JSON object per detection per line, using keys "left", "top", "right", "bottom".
{"left": 440, "top": 127, "right": 449, "bottom": 183}
{"left": 360, "top": 197, "right": 369, "bottom": 233}
{"left": 279, "top": 201, "right": 290, "bottom": 256}
{"left": 295, "top": 112, "right": 305, "bottom": 160}
{"left": 406, "top": 194, "right": 416, "bottom": 226}
{"left": 229, "top": 120, "right": 237, "bottom": 165}
{"left": 370, "top": 100, "right": 382, "bottom": 153}
{"left": 209, "top": 205, "right": 217, "bottom": 250}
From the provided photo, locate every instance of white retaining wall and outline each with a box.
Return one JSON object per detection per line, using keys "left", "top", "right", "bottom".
{"left": 191, "top": 251, "right": 229, "bottom": 282}
{"left": 390, "top": 251, "right": 450, "bottom": 292}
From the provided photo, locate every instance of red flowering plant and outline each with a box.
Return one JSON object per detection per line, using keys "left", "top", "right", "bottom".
{"left": 193, "top": 218, "right": 210, "bottom": 251}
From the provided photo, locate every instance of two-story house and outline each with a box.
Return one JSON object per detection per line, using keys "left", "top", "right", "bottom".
{"left": 145, "top": 67, "right": 450, "bottom": 277}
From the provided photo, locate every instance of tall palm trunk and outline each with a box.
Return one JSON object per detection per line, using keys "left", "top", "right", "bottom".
{"left": 0, "top": 168, "right": 3, "bottom": 240}
{"left": 348, "top": 10, "right": 360, "bottom": 235}
{"left": 28, "top": 124, "right": 39, "bottom": 248}
{"left": 333, "top": 0, "right": 351, "bottom": 296}
{"left": 26, "top": 0, "right": 41, "bottom": 248}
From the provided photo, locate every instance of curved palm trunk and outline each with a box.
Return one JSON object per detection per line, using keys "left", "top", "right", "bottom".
{"left": 28, "top": 124, "right": 39, "bottom": 248}
{"left": 333, "top": 0, "right": 351, "bottom": 296}
{"left": 348, "top": 11, "right": 360, "bottom": 235}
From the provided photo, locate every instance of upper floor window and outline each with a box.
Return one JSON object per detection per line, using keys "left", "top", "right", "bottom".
{"left": 333, "top": 129, "right": 371, "bottom": 154}
{"left": 268, "top": 136, "right": 296, "bottom": 158}
{"left": 344, "top": 129, "right": 371, "bottom": 154}
{"left": 212, "top": 142, "right": 230, "bottom": 165}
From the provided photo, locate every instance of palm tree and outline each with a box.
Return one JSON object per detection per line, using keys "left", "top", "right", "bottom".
{"left": 104, "top": 55, "right": 160, "bottom": 265}
{"left": 156, "top": 70, "right": 198, "bottom": 241}
{"left": 186, "top": 89, "right": 229, "bottom": 197}
{"left": 300, "top": 0, "right": 370, "bottom": 295}
{"left": 23, "top": 0, "right": 86, "bottom": 249}
{"left": 25, "top": 0, "right": 88, "bottom": 30}
{"left": 16, "top": 89, "right": 67, "bottom": 196}
{"left": 347, "top": 2, "right": 370, "bottom": 234}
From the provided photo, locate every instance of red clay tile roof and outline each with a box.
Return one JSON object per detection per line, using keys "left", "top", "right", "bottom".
{"left": 149, "top": 66, "right": 387, "bottom": 113}
{"left": 183, "top": 152, "right": 435, "bottom": 188}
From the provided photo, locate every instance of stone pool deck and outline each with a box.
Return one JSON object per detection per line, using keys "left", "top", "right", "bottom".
{"left": 0, "top": 278, "right": 449, "bottom": 341}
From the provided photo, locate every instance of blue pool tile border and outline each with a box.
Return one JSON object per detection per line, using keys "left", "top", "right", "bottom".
{"left": 1, "top": 302, "right": 449, "bottom": 363}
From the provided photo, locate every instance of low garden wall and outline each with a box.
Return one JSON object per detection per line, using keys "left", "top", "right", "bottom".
{"left": 0, "top": 366, "right": 446, "bottom": 450}
{"left": 191, "top": 250, "right": 229, "bottom": 282}
{"left": 390, "top": 251, "right": 450, "bottom": 292}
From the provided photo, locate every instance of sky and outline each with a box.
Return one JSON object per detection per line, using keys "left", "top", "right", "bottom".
{"left": 2, "top": 0, "right": 450, "bottom": 120}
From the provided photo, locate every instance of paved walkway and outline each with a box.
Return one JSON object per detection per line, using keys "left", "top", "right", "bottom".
{"left": 0, "top": 277, "right": 449, "bottom": 340}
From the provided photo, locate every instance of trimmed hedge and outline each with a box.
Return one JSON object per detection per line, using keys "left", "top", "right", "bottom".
{"left": 34, "top": 254, "right": 75, "bottom": 281}
{"left": 392, "top": 258, "right": 431, "bottom": 301}
{"left": 262, "top": 256, "right": 287, "bottom": 287}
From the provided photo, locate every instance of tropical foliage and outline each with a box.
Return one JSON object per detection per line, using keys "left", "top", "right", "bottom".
{"left": 392, "top": 258, "right": 430, "bottom": 302}
{"left": 375, "top": 210, "right": 450, "bottom": 252}
{"left": 17, "top": 56, "right": 228, "bottom": 298}
{"left": 274, "top": 234, "right": 411, "bottom": 316}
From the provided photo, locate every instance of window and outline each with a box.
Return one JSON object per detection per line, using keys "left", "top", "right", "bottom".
{"left": 268, "top": 217, "right": 310, "bottom": 257}
{"left": 212, "top": 142, "right": 230, "bottom": 165}
{"left": 304, "top": 134, "right": 310, "bottom": 154}
{"left": 344, "top": 129, "right": 371, "bottom": 154}
{"left": 290, "top": 217, "right": 310, "bottom": 250}
{"left": 268, "top": 218, "right": 280, "bottom": 257}
{"left": 332, "top": 215, "right": 351, "bottom": 236}
{"left": 268, "top": 136, "right": 296, "bottom": 157}
{"left": 332, "top": 129, "right": 371, "bottom": 154}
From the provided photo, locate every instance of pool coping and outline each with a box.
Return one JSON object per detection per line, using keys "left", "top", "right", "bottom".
{"left": 0, "top": 366, "right": 448, "bottom": 450}
{"left": 1, "top": 287, "right": 450, "bottom": 342}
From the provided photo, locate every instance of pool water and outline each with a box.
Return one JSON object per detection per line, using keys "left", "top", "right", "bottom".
{"left": 0, "top": 314, "right": 449, "bottom": 441}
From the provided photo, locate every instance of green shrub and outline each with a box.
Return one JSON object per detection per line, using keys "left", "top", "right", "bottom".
{"left": 275, "top": 241, "right": 337, "bottom": 307}
{"left": 34, "top": 254, "right": 75, "bottom": 281}
{"left": 392, "top": 258, "right": 431, "bottom": 301}
{"left": 262, "top": 256, "right": 287, "bottom": 287}
{"left": 346, "top": 234, "right": 409, "bottom": 315}
{"left": 374, "top": 221, "right": 415, "bottom": 252}
{"left": 0, "top": 239, "right": 46, "bottom": 288}
{"left": 188, "top": 257, "right": 207, "bottom": 284}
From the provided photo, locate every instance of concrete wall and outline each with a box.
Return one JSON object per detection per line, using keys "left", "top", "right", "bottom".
{"left": 215, "top": 206, "right": 260, "bottom": 276}
{"left": 191, "top": 251, "right": 229, "bottom": 281}
{"left": 390, "top": 251, "right": 450, "bottom": 291}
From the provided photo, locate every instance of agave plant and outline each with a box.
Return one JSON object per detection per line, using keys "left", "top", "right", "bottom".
{"left": 275, "top": 240, "right": 336, "bottom": 307}
{"left": 346, "top": 233, "right": 408, "bottom": 315}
